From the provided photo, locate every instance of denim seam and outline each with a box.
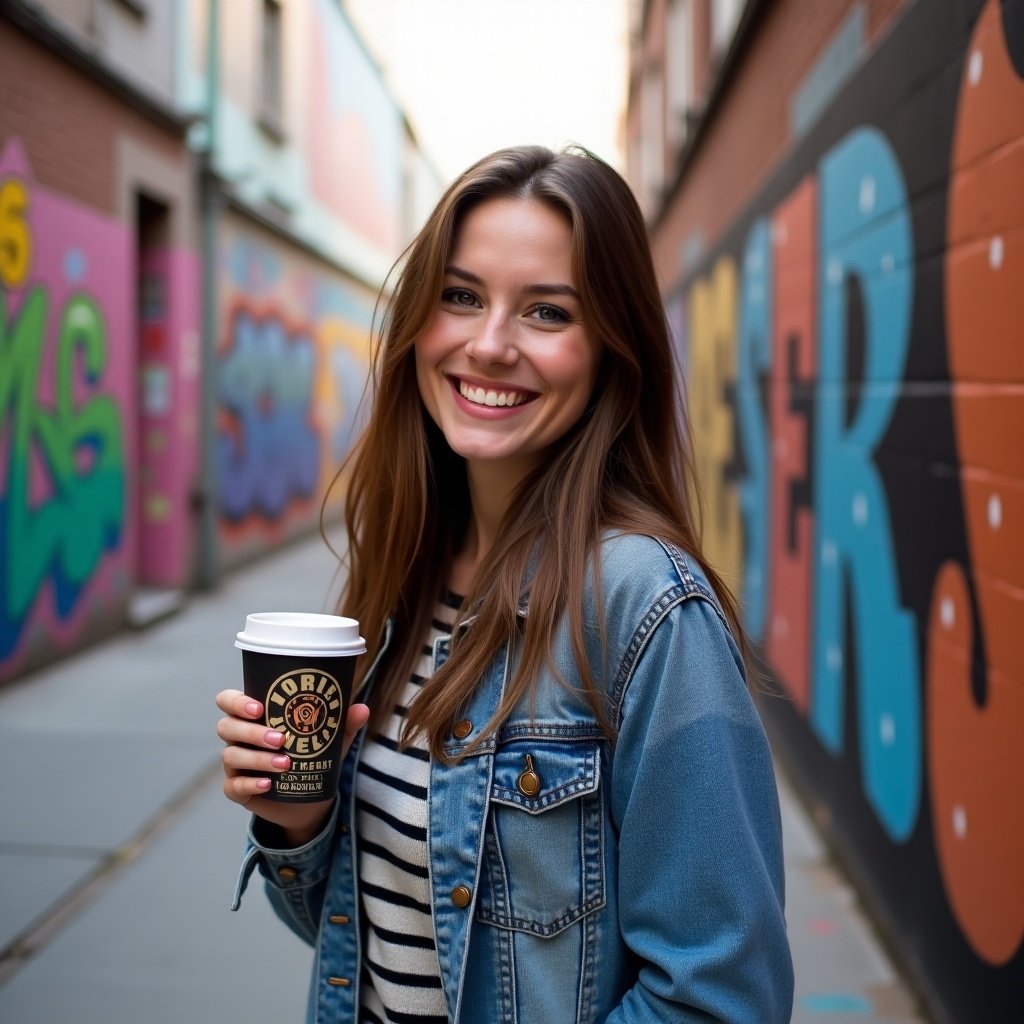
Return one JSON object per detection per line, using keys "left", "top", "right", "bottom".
{"left": 476, "top": 890, "right": 607, "bottom": 936}
{"left": 486, "top": 819, "right": 516, "bottom": 1023}
{"left": 610, "top": 586, "right": 686, "bottom": 723}
{"left": 490, "top": 775, "right": 599, "bottom": 812}
{"left": 576, "top": 882, "right": 598, "bottom": 1024}
{"left": 496, "top": 723, "right": 605, "bottom": 741}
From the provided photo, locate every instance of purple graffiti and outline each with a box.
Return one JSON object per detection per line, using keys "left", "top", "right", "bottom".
{"left": 217, "top": 309, "right": 319, "bottom": 522}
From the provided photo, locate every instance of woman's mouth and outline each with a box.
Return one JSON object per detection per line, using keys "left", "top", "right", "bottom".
{"left": 453, "top": 377, "right": 538, "bottom": 409}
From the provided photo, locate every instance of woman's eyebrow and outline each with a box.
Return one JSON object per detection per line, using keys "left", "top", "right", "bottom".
{"left": 445, "top": 264, "right": 580, "bottom": 301}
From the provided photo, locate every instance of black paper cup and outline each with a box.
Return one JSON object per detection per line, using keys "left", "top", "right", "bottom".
{"left": 235, "top": 612, "right": 365, "bottom": 802}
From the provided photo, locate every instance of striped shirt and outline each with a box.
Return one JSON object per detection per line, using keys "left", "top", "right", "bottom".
{"left": 357, "top": 593, "right": 461, "bottom": 1024}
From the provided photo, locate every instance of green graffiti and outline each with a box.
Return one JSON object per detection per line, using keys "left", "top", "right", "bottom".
{"left": 0, "top": 286, "right": 124, "bottom": 656}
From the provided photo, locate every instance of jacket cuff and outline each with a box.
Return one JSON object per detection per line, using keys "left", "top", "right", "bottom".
{"left": 229, "top": 800, "right": 338, "bottom": 911}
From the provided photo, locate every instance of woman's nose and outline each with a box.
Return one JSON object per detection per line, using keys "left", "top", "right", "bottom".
{"left": 464, "top": 313, "right": 518, "bottom": 365}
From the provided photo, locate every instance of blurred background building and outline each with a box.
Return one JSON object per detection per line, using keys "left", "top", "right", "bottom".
{"left": 0, "top": 0, "right": 440, "bottom": 681}
{"left": 624, "top": 0, "right": 1023, "bottom": 1021}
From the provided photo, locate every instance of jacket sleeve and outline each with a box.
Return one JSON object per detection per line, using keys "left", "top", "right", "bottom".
{"left": 229, "top": 800, "right": 339, "bottom": 947}
{"left": 606, "top": 593, "right": 794, "bottom": 1024}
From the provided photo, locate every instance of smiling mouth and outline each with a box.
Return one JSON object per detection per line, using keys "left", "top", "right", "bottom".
{"left": 453, "top": 377, "right": 538, "bottom": 408}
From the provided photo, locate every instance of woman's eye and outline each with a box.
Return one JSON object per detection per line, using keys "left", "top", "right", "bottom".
{"left": 441, "top": 287, "right": 479, "bottom": 307}
{"left": 529, "top": 303, "right": 571, "bottom": 324}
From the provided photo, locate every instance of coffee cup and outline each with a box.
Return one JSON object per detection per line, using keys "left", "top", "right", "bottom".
{"left": 235, "top": 612, "right": 365, "bottom": 802}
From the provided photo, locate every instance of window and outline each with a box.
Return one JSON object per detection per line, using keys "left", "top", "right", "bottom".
{"left": 711, "top": 0, "right": 743, "bottom": 53}
{"left": 260, "top": 0, "right": 284, "bottom": 136}
{"left": 666, "top": 0, "right": 693, "bottom": 151}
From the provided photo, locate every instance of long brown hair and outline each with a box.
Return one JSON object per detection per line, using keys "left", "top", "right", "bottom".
{"left": 331, "top": 145, "right": 744, "bottom": 759}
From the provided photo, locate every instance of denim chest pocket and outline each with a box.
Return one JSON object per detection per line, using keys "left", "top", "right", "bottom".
{"left": 476, "top": 740, "right": 606, "bottom": 937}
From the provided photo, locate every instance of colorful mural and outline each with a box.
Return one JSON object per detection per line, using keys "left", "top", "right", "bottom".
{"left": 0, "top": 137, "right": 130, "bottom": 682}
{"left": 216, "top": 217, "right": 374, "bottom": 564}
{"left": 670, "top": 1, "right": 1023, "bottom": 1018}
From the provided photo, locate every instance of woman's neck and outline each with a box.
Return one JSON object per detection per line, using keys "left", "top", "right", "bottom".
{"left": 451, "top": 459, "right": 532, "bottom": 593}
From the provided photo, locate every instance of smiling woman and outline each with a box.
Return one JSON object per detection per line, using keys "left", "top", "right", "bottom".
{"left": 415, "top": 196, "right": 601, "bottom": 502}
{"left": 219, "top": 145, "right": 793, "bottom": 1024}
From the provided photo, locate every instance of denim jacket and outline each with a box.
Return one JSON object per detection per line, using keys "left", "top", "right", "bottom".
{"left": 232, "top": 534, "right": 794, "bottom": 1023}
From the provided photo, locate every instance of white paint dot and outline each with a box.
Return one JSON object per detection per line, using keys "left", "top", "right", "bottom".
{"left": 969, "top": 49, "right": 983, "bottom": 86}
{"left": 941, "top": 596, "right": 955, "bottom": 630}
{"left": 880, "top": 713, "right": 895, "bottom": 746}
{"left": 881, "top": 253, "right": 895, "bottom": 274}
{"left": 827, "top": 645, "right": 843, "bottom": 672}
{"left": 821, "top": 540, "right": 837, "bottom": 567}
{"left": 989, "top": 236, "right": 1004, "bottom": 270}
{"left": 852, "top": 493, "right": 869, "bottom": 526}
{"left": 988, "top": 493, "right": 1002, "bottom": 530}
{"left": 859, "top": 176, "right": 876, "bottom": 214}
{"left": 952, "top": 804, "right": 968, "bottom": 839}
{"left": 828, "top": 259, "right": 843, "bottom": 286}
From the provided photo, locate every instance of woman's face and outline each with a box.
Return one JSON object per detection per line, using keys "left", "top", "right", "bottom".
{"left": 415, "top": 197, "right": 602, "bottom": 481}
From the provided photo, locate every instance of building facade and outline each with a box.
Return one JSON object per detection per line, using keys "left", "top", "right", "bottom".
{"left": 0, "top": 0, "right": 438, "bottom": 684}
{"left": 627, "top": 1, "right": 1024, "bottom": 1021}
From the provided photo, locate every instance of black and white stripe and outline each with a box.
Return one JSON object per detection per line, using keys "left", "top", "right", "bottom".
{"left": 358, "top": 594, "right": 461, "bottom": 1024}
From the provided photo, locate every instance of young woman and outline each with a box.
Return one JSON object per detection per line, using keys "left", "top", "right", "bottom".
{"left": 217, "top": 145, "right": 793, "bottom": 1023}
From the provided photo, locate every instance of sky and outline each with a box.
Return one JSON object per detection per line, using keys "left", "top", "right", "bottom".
{"left": 345, "top": 0, "right": 631, "bottom": 182}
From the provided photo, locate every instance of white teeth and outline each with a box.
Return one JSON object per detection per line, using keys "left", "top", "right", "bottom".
{"left": 459, "top": 380, "right": 529, "bottom": 408}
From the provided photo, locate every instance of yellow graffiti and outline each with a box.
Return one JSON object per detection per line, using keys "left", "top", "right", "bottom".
{"left": 315, "top": 315, "right": 371, "bottom": 495}
{"left": 688, "top": 256, "right": 743, "bottom": 587}
{"left": 0, "top": 179, "right": 32, "bottom": 289}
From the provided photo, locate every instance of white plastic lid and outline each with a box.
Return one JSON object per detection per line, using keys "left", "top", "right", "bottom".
{"left": 235, "top": 612, "right": 366, "bottom": 657}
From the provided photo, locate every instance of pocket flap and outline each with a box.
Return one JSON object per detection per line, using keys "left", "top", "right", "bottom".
{"left": 490, "top": 741, "right": 600, "bottom": 814}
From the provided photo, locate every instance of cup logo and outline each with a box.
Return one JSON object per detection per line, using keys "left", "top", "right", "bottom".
{"left": 265, "top": 669, "right": 342, "bottom": 759}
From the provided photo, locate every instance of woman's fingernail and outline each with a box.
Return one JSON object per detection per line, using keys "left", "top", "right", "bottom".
{"left": 256, "top": 778, "right": 272, "bottom": 790}
{"left": 245, "top": 702, "right": 260, "bottom": 717}
{"left": 264, "top": 730, "right": 284, "bottom": 745}
{"left": 271, "top": 755, "right": 290, "bottom": 769}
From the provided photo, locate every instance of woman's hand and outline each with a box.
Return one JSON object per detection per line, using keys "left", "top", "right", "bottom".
{"left": 215, "top": 689, "right": 370, "bottom": 846}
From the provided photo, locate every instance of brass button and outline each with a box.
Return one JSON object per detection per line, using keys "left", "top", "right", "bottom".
{"left": 517, "top": 754, "right": 541, "bottom": 797}
{"left": 277, "top": 866, "right": 298, "bottom": 881}
{"left": 452, "top": 719, "right": 473, "bottom": 739}
{"left": 327, "top": 977, "right": 351, "bottom": 987}
{"left": 450, "top": 885, "right": 472, "bottom": 908}
{"left": 328, "top": 914, "right": 350, "bottom": 925}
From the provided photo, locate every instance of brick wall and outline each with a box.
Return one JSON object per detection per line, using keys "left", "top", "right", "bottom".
{"left": 0, "top": 20, "right": 185, "bottom": 216}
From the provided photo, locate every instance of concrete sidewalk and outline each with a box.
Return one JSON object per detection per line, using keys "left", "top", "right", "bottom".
{"left": 0, "top": 534, "right": 927, "bottom": 1023}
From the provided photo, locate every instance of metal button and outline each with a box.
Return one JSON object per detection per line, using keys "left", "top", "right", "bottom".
{"left": 517, "top": 754, "right": 541, "bottom": 797}
{"left": 450, "top": 885, "right": 472, "bottom": 908}
{"left": 452, "top": 719, "right": 473, "bottom": 739}
{"left": 277, "top": 866, "right": 298, "bottom": 881}
{"left": 327, "top": 977, "right": 351, "bottom": 987}
{"left": 328, "top": 915, "right": 350, "bottom": 925}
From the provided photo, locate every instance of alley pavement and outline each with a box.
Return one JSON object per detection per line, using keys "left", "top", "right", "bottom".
{"left": 0, "top": 534, "right": 927, "bottom": 1023}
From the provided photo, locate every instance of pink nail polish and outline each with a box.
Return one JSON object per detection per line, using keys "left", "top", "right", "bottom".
{"left": 271, "top": 755, "right": 290, "bottom": 769}
{"left": 245, "top": 701, "right": 260, "bottom": 716}
{"left": 256, "top": 778, "right": 271, "bottom": 790}
{"left": 265, "top": 730, "right": 284, "bottom": 745}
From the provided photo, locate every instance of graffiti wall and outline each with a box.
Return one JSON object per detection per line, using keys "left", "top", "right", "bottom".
{"left": 0, "top": 137, "right": 131, "bottom": 683}
{"left": 671, "top": 1, "right": 1023, "bottom": 1018}
{"left": 216, "top": 215, "right": 375, "bottom": 566}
